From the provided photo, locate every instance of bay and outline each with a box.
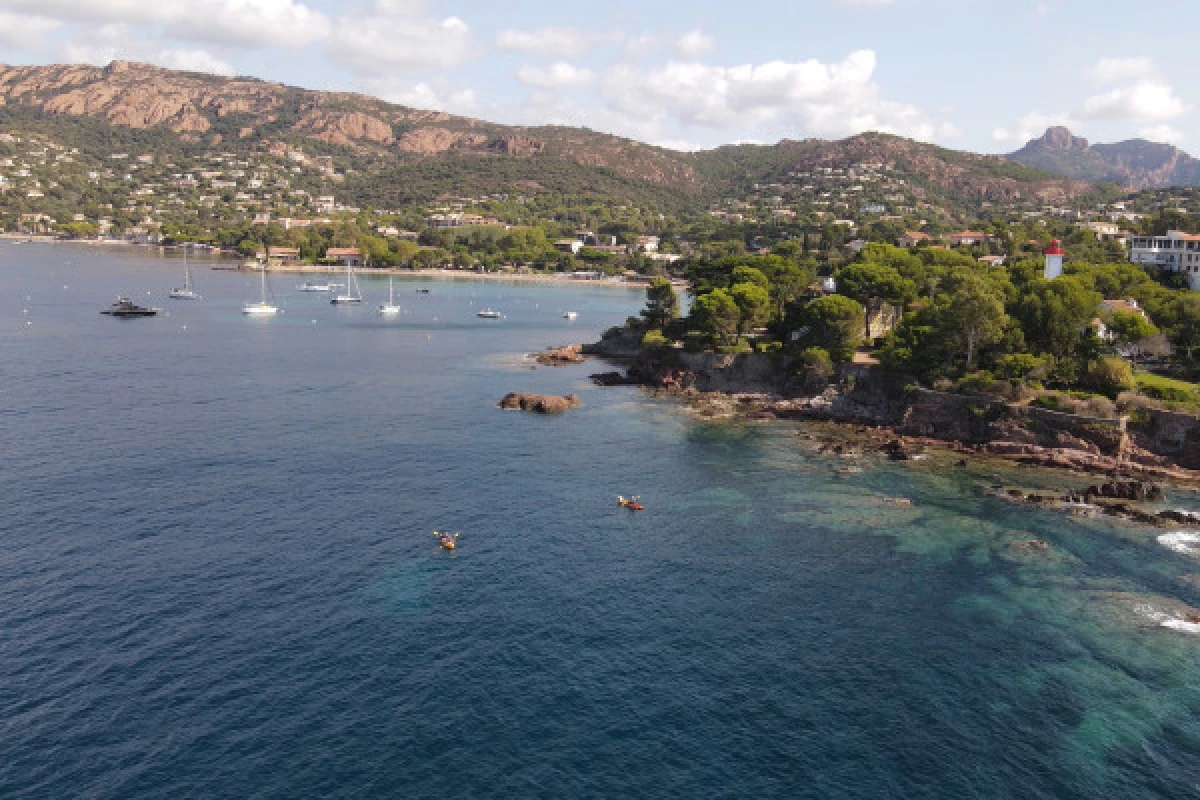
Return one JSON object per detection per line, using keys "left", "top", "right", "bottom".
{"left": 2, "top": 241, "right": 1199, "bottom": 798}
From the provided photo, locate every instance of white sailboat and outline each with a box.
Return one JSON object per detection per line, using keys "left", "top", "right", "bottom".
{"left": 331, "top": 257, "right": 362, "bottom": 305}
{"left": 378, "top": 276, "right": 401, "bottom": 315}
{"left": 168, "top": 246, "right": 200, "bottom": 299}
{"left": 242, "top": 263, "right": 278, "bottom": 315}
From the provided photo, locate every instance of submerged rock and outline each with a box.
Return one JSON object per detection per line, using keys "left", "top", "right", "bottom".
{"left": 498, "top": 392, "right": 581, "bottom": 414}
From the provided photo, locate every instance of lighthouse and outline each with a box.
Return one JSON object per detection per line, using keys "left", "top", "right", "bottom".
{"left": 1044, "top": 239, "right": 1064, "bottom": 280}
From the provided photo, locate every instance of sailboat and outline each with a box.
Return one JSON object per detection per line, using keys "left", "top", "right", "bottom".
{"left": 168, "top": 246, "right": 200, "bottom": 299}
{"left": 331, "top": 256, "right": 362, "bottom": 305}
{"left": 242, "top": 263, "right": 278, "bottom": 315}
{"left": 378, "top": 275, "right": 401, "bottom": 315}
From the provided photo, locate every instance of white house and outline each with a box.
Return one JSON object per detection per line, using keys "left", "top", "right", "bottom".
{"left": 1128, "top": 230, "right": 1200, "bottom": 290}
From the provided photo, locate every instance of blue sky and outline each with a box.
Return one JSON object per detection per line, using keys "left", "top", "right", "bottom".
{"left": 0, "top": 0, "right": 1195, "bottom": 153}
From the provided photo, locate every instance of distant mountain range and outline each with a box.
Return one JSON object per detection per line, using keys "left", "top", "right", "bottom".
{"left": 0, "top": 61, "right": 1093, "bottom": 211}
{"left": 1008, "top": 126, "right": 1200, "bottom": 189}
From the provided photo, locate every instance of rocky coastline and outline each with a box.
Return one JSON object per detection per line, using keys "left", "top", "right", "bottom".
{"left": 576, "top": 331, "right": 1200, "bottom": 489}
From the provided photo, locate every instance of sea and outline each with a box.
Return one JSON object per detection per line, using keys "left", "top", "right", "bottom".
{"left": 2, "top": 240, "right": 1200, "bottom": 799}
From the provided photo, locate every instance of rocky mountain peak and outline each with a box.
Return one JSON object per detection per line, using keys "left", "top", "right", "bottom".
{"left": 1036, "top": 126, "right": 1089, "bottom": 151}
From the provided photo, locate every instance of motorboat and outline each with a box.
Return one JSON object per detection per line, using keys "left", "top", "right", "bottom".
{"left": 298, "top": 281, "right": 333, "bottom": 292}
{"left": 617, "top": 496, "right": 645, "bottom": 511}
{"left": 563, "top": 311, "right": 578, "bottom": 320}
{"left": 435, "top": 531, "right": 459, "bottom": 550}
{"left": 102, "top": 297, "right": 159, "bottom": 317}
{"left": 415, "top": 288, "right": 430, "bottom": 294}
{"left": 476, "top": 309, "right": 502, "bottom": 319}
{"left": 378, "top": 276, "right": 401, "bottom": 315}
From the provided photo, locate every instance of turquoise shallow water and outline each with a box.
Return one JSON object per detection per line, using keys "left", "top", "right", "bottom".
{"left": 2, "top": 241, "right": 1200, "bottom": 798}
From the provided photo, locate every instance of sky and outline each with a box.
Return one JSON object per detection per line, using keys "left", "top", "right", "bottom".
{"left": 0, "top": 0, "right": 1196, "bottom": 154}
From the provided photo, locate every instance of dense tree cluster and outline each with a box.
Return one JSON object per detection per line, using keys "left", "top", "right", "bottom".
{"left": 634, "top": 240, "right": 1199, "bottom": 406}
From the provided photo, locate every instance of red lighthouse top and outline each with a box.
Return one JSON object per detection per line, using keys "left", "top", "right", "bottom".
{"left": 1045, "top": 239, "right": 1065, "bottom": 255}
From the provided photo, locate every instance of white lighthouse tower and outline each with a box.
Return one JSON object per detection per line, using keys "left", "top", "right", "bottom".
{"left": 1044, "top": 239, "right": 1064, "bottom": 279}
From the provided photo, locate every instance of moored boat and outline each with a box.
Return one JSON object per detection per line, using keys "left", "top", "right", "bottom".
{"left": 242, "top": 263, "right": 278, "bottom": 315}
{"left": 476, "top": 308, "right": 502, "bottom": 319}
{"left": 378, "top": 276, "right": 401, "bottom": 315}
{"left": 101, "top": 297, "right": 159, "bottom": 317}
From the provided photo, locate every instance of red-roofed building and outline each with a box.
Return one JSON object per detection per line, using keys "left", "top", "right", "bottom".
{"left": 326, "top": 247, "right": 364, "bottom": 267}
{"left": 897, "top": 231, "right": 930, "bottom": 248}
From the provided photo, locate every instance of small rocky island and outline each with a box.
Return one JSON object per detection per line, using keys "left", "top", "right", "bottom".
{"left": 499, "top": 392, "right": 581, "bottom": 414}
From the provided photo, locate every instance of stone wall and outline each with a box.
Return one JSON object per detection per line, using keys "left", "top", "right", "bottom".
{"left": 1130, "top": 409, "right": 1200, "bottom": 469}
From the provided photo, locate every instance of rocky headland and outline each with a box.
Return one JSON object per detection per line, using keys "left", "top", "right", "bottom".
{"left": 581, "top": 329, "right": 1200, "bottom": 488}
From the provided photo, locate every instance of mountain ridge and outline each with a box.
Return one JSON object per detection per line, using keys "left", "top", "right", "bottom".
{"left": 1008, "top": 126, "right": 1200, "bottom": 189}
{"left": 0, "top": 60, "right": 1091, "bottom": 210}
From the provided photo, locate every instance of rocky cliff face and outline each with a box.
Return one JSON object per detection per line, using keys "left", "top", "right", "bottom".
{"left": 1009, "top": 126, "right": 1200, "bottom": 189}
{"left": 0, "top": 60, "right": 700, "bottom": 188}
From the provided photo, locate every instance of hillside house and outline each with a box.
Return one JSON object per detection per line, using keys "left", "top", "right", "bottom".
{"left": 1129, "top": 230, "right": 1200, "bottom": 290}
{"left": 634, "top": 235, "right": 661, "bottom": 253}
{"left": 897, "top": 231, "right": 930, "bottom": 248}
{"left": 266, "top": 246, "right": 301, "bottom": 263}
{"left": 947, "top": 231, "right": 991, "bottom": 247}
{"left": 554, "top": 240, "right": 584, "bottom": 255}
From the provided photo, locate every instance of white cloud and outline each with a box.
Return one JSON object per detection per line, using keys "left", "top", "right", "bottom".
{"left": 1, "top": 0, "right": 330, "bottom": 47}
{"left": 517, "top": 62, "right": 594, "bottom": 89}
{"left": 837, "top": 0, "right": 893, "bottom": 5}
{"left": 59, "top": 23, "right": 131, "bottom": 66}
{"left": 1082, "top": 81, "right": 1186, "bottom": 122}
{"left": 675, "top": 30, "right": 714, "bottom": 58}
{"left": 1139, "top": 124, "right": 1184, "bottom": 144}
{"left": 496, "top": 27, "right": 617, "bottom": 58}
{"left": 153, "top": 48, "right": 236, "bottom": 77}
{"left": 601, "top": 50, "right": 943, "bottom": 141}
{"left": 1087, "top": 57, "right": 1155, "bottom": 84}
{"left": 653, "top": 138, "right": 706, "bottom": 152}
{"left": 328, "top": 1, "right": 470, "bottom": 73}
{"left": 55, "top": 24, "right": 235, "bottom": 77}
{"left": 371, "top": 80, "right": 478, "bottom": 115}
{"left": 0, "top": 11, "right": 62, "bottom": 48}
{"left": 996, "top": 56, "right": 1188, "bottom": 146}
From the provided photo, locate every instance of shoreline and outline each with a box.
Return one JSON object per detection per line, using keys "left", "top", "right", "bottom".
{"left": 0, "top": 236, "right": 667, "bottom": 289}
{"left": 576, "top": 339, "right": 1200, "bottom": 490}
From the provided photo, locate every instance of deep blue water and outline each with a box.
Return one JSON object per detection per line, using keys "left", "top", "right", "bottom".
{"left": 2, "top": 241, "right": 1200, "bottom": 798}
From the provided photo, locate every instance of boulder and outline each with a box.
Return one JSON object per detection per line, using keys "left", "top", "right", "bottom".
{"left": 1070, "top": 481, "right": 1166, "bottom": 503}
{"left": 590, "top": 371, "right": 637, "bottom": 386}
{"left": 499, "top": 392, "right": 581, "bottom": 414}
{"left": 534, "top": 345, "right": 586, "bottom": 367}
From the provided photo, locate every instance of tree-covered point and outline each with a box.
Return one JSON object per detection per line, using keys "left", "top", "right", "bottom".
{"left": 629, "top": 235, "right": 1199, "bottom": 406}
